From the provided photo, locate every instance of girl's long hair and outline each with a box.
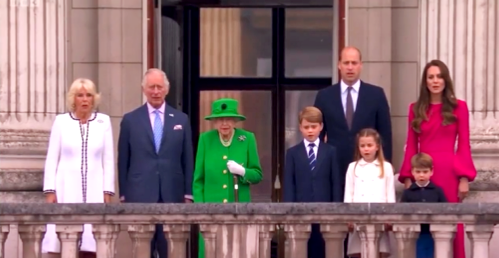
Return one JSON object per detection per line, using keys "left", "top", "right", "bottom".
{"left": 411, "top": 60, "right": 457, "bottom": 133}
{"left": 353, "top": 128, "right": 386, "bottom": 178}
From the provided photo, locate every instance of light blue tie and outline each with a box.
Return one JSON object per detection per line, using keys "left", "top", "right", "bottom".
{"left": 153, "top": 110, "right": 163, "bottom": 153}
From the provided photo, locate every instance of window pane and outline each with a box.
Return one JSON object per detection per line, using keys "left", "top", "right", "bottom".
{"left": 285, "top": 9, "right": 333, "bottom": 77}
{"left": 200, "top": 8, "right": 272, "bottom": 77}
{"left": 284, "top": 91, "right": 318, "bottom": 150}
{"left": 199, "top": 91, "right": 273, "bottom": 202}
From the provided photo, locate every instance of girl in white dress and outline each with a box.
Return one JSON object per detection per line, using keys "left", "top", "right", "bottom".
{"left": 42, "top": 78, "right": 115, "bottom": 258}
{"left": 344, "top": 128, "right": 395, "bottom": 258}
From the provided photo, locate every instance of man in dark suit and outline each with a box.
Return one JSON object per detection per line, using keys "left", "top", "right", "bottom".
{"left": 314, "top": 47, "right": 392, "bottom": 258}
{"left": 118, "top": 68, "right": 194, "bottom": 258}
{"left": 284, "top": 106, "right": 342, "bottom": 258}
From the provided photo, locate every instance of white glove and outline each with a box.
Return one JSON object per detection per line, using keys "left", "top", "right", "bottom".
{"left": 227, "top": 160, "right": 246, "bottom": 177}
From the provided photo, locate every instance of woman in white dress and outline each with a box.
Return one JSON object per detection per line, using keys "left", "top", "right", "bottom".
{"left": 42, "top": 78, "right": 115, "bottom": 258}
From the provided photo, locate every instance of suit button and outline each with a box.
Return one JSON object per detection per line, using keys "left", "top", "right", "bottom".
{"left": 223, "top": 184, "right": 227, "bottom": 189}
{"left": 223, "top": 199, "right": 228, "bottom": 203}
{"left": 223, "top": 170, "right": 227, "bottom": 174}
{"left": 223, "top": 155, "right": 227, "bottom": 160}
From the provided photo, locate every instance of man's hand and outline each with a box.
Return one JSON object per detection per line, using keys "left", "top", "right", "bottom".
{"left": 45, "top": 193, "right": 57, "bottom": 203}
{"left": 458, "top": 178, "right": 469, "bottom": 201}
{"left": 119, "top": 196, "right": 125, "bottom": 203}
{"left": 347, "top": 223, "right": 354, "bottom": 232}
{"left": 104, "top": 193, "right": 113, "bottom": 203}
{"left": 184, "top": 198, "right": 193, "bottom": 203}
{"left": 404, "top": 179, "right": 412, "bottom": 189}
{"left": 227, "top": 160, "right": 245, "bottom": 177}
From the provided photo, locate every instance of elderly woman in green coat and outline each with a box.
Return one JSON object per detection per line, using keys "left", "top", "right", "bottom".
{"left": 193, "top": 98, "right": 263, "bottom": 257}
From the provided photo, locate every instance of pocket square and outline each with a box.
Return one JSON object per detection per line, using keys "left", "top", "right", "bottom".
{"left": 174, "top": 125, "right": 183, "bottom": 130}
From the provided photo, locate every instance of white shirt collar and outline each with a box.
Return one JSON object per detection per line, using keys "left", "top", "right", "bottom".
{"left": 358, "top": 158, "right": 380, "bottom": 166}
{"left": 147, "top": 102, "right": 165, "bottom": 114}
{"left": 340, "top": 79, "right": 361, "bottom": 93}
{"left": 303, "top": 138, "right": 320, "bottom": 148}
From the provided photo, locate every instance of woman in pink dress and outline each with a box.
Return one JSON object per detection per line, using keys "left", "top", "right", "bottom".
{"left": 398, "top": 59, "right": 476, "bottom": 258}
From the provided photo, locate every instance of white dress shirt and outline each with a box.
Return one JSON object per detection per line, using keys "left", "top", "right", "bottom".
{"left": 340, "top": 79, "right": 360, "bottom": 114}
{"left": 303, "top": 138, "right": 320, "bottom": 157}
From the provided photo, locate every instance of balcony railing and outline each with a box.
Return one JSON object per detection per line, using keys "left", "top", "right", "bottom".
{"left": 0, "top": 203, "right": 496, "bottom": 258}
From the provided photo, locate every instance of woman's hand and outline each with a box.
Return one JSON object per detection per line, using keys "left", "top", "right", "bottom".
{"left": 45, "top": 193, "right": 57, "bottom": 203}
{"left": 104, "top": 193, "right": 112, "bottom": 203}
{"left": 458, "top": 178, "right": 469, "bottom": 201}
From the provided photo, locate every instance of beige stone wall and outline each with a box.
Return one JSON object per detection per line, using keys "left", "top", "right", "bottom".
{"left": 347, "top": 0, "right": 420, "bottom": 171}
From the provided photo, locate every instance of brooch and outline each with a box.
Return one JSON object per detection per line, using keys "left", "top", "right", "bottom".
{"left": 238, "top": 135, "right": 246, "bottom": 142}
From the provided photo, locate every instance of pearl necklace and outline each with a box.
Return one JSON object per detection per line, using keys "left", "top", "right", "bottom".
{"left": 219, "top": 130, "right": 235, "bottom": 147}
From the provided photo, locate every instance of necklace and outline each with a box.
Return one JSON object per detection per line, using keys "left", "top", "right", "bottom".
{"left": 219, "top": 130, "right": 235, "bottom": 147}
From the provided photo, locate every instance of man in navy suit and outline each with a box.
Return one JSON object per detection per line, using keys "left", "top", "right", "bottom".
{"left": 284, "top": 106, "right": 342, "bottom": 258}
{"left": 314, "top": 47, "right": 392, "bottom": 258}
{"left": 118, "top": 68, "right": 194, "bottom": 258}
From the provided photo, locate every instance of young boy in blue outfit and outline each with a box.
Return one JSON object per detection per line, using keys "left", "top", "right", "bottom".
{"left": 400, "top": 152, "right": 447, "bottom": 258}
{"left": 283, "top": 106, "right": 342, "bottom": 258}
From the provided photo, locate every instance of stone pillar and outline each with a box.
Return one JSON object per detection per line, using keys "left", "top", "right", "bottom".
{"left": 419, "top": 0, "right": 499, "bottom": 194}
{"left": 356, "top": 224, "right": 383, "bottom": 258}
{"left": 163, "top": 225, "right": 190, "bottom": 258}
{"left": 392, "top": 224, "right": 419, "bottom": 258}
{"left": 199, "top": 224, "right": 218, "bottom": 258}
{"left": 93, "top": 224, "right": 120, "bottom": 258}
{"left": 321, "top": 224, "right": 349, "bottom": 258}
{"left": 18, "top": 225, "right": 45, "bottom": 258}
{"left": 0, "top": 225, "right": 9, "bottom": 257}
{"left": 283, "top": 224, "right": 310, "bottom": 258}
{"left": 466, "top": 224, "right": 494, "bottom": 258}
{"left": 258, "top": 225, "right": 274, "bottom": 258}
{"left": 0, "top": 0, "right": 67, "bottom": 203}
{"left": 431, "top": 224, "right": 456, "bottom": 258}
{"left": 127, "top": 225, "right": 155, "bottom": 258}
{"left": 56, "top": 225, "right": 83, "bottom": 258}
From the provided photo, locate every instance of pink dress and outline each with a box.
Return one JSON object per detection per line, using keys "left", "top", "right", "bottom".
{"left": 398, "top": 100, "right": 477, "bottom": 258}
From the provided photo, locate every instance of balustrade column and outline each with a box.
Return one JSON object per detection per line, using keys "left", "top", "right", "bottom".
{"left": 258, "top": 225, "right": 275, "bottom": 258}
{"left": 320, "top": 224, "right": 348, "bottom": 258}
{"left": 163, "top": 224, "right": 190, "bottom": 258}
{"left": 199, "top": 224, "right": 219, "bottom": 258}
{"left": 466, "top": 224, "right": 495, "bottom": 258}
{"left": 127, "top": 225, "right": 155, "bottom": 258}
{"left": 56, "top": 225, "right": 83, "bottom": 258}
{"left": 18, "top": 225, "right": 45, "bottom": 258}
{"left": 93, "top": 224, "right": 120, "bottom": 258}
{"left": 430, "top": 224, "right": 456, "bottom": 258}
{"left": 0, "top": 225, "right": 9, "bottom": 258}
{"left": 284, "top": 224, "right": 310, "bottom": 258}
{"left": 356, "top": 224, "right": 383, "bottom": 258}
{"left": 392, "top": 224, "right": 419, "bottom": 258}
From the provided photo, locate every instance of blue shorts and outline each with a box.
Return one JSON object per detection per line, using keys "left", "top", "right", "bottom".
{"left": 416, "top": 232, "right": 434, "bottom": 258}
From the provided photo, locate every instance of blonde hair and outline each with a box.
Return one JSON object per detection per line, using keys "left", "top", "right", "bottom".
{"left": 66, "top": 78, "right": 101, "bottom": 112}
{"left": 353, "top": 128, "right": 386, "bottom": 178}
{"left": 141, "top": 68, "right": 170, "bottom": 88}
{"left": 298, "top": 106, "right": 323, "bottom": 124}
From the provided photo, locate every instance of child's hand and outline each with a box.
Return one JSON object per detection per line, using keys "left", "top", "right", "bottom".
{"left": 347, "top": 223, "right": 354, "bottom": 232}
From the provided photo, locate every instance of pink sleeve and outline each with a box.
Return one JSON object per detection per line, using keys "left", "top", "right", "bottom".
{"left": 398, "top": 103, "right": 418, "bottom": 183}
{"left": 453, "top": 100, "right": 477, "bottom": 181}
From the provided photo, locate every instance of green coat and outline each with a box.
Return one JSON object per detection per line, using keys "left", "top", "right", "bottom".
{"left": 193, "top": 128, "right": 263, "bottom": 258}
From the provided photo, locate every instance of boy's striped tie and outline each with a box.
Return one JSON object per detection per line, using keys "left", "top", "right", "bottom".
{"left": 308, "top": 143, "right": 316, "bottom": 171}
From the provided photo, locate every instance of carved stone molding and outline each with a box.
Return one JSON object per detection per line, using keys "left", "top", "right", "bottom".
{"left": 0, "top": 129, "right": 50, "bottom": 155}
{"left": 0, "top": 169, "right": 43, "bottom": 191}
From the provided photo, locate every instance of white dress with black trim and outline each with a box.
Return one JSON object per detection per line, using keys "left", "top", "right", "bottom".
{"left": 41, "top": 112, "right": 115, "bottom": 253}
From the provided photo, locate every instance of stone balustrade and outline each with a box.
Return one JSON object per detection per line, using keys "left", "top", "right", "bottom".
{"left": 0, "top": 203, "right": 496, "bottom": 258}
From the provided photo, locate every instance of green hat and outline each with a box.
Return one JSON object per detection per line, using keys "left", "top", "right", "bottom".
{"left": 204, "top": 98, "right": 246, "bottom": 121}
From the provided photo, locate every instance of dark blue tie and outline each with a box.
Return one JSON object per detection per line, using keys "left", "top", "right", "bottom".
{"left": 308, "top": 143, "right": 316, "bottom": 171}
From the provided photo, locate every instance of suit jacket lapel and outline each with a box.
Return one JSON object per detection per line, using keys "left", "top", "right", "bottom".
{"left": 139, "top": 104, "right": 156, "bottom": 153}
{"left": 352, "top": 82, "right": 369, "bottom": 131}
